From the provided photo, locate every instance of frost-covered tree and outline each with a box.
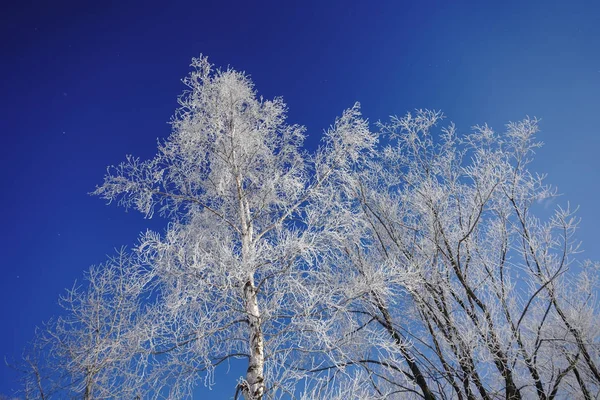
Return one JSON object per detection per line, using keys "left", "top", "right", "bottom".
{"left": 316, "top": 110, "right": 600, "bottom": 399}
{"left": 16, "top": 250, "right": 149, "bottom": 400}
{"left": 91, "top": 55, "right": 375, "bottom": 399}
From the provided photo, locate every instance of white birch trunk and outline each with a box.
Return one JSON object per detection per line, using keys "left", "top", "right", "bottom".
{"left": 243, "top": 276, "right": 265, "bottom": 399}
{"left": 235, "top": 157, "right": 265, "bottom": 399}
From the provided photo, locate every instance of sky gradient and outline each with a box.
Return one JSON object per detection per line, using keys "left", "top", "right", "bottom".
{"left": 2, "top": 1, "right": 600, "bottom": 397}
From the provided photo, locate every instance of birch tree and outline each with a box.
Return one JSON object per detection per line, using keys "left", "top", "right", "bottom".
{"left": 92, "top": 55, "right": 375, "bottom": 399}
{"left": 16, "top": 249, "right": 149, "bottom": 400}
{"left": 318, "top": 110, "right": 600, "bottom": 399}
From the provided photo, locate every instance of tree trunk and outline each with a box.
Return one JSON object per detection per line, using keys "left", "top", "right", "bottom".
{"left": 243, "top": 278, "right": 265, "bottom": 400}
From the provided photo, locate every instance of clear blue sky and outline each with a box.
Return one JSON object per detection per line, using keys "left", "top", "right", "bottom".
{"left": 1, "top": 0, "right": 599, "bottom": 398}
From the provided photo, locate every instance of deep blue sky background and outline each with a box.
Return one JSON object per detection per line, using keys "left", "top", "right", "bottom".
{"left": 1, "top": 1, "right": 599, "bottom": 398}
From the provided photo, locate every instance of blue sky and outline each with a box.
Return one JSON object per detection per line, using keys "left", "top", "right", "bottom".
{"left": 1, "top": 0, "right": 599, "bottom": 397}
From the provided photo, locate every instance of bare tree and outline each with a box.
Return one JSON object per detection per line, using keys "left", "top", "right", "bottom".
{"left": 14, "top": 249, "right": 150, "bottom": 399}
{"left": 316, "top": 110, "right": 600, "bottom": 399}
{"left": 91, "top": 55, "right": 375, "bottom": 399}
